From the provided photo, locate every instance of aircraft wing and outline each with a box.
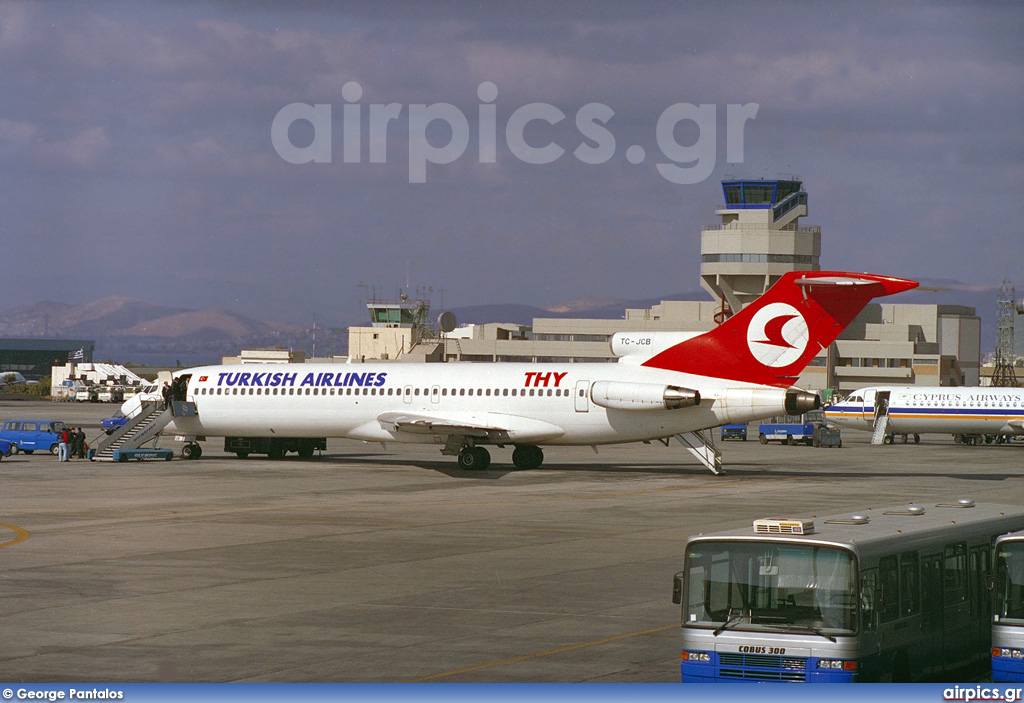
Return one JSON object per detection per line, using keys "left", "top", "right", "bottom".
{"left": 377, "top": 410, "right": 565, "bottom": 443}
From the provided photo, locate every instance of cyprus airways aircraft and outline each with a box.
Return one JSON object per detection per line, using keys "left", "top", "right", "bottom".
{"left": 138, "top": 271, "right": 915, "bottom": 472}
{"left": 825, "top": 386, "right": 1024, "bottom": 445}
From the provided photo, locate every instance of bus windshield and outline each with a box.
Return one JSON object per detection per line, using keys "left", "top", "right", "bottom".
{"left": 995, "top": 541, "right": 1024, "bottom": 625}
{"left": 684, "top": 540, "right": 858, "bottom": 635}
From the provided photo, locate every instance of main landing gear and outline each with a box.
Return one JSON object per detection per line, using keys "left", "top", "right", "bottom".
{"left": 181, "top": 442, "right": 203, "bottom": 460}
{"left": 457, "top": 446, "right": 491, "bottom": 470}
{"left": 453, "top": 444, "right": 545, "bottom": 471}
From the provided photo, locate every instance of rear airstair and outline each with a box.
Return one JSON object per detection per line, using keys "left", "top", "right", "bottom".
{"left": 91, "top": 400, "right": 173, "bottom": 461}
{"left": 674, "top": 430, "right": 723, "bottom": 475}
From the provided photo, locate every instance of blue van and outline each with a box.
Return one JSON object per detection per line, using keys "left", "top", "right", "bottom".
{"left": 0, "top": 420, "right": 68, "bottom": 455}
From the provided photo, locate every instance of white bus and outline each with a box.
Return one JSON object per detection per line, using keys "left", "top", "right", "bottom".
{"left": 672, "top": 500, "right": 1024, "bottom": 682}
{"left": 993, "top": 530, "right": 1024, "bottom": 682}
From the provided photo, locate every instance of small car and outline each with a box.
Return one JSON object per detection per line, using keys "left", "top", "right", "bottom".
{"left": 720, "top": 424, "right": 748, "bottom": 441}
{"left": 102, "top": 415, "right": 129, "bottom": 435}
{"left": 0, "top": 420, "right": 69, "bottom": 455}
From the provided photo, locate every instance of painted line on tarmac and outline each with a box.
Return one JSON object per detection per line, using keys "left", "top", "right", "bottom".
{"left": 403, "top": 623, "right": 676, "bottom": 682}
{"left": 0, "top": 522, "right": 30, "bottom": 549}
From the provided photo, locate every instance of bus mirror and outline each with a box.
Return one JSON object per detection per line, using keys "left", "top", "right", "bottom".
{"left": 672, "top": 572, "right": 683, "bottom": 605}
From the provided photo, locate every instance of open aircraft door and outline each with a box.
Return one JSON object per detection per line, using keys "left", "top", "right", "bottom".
{"left": 575, "top": 380, "right": 589, "bottom": 412}
{"left": 874, "top": 390, "right": 891, "bottom": 422}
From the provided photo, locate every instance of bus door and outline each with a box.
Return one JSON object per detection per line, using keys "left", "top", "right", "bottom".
{"left": 942, "top": 543, "right": 972, "bottom": 674}
{"left": 920, "top": 554, "right": 943, "bottom": 679}
{"left": 968, "top": 546, "right": 992, "bottom": 662}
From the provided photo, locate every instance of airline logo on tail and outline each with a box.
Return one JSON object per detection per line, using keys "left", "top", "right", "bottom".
{"left": 746, "top": 303, "right": 808, "bottom": 368}
{"left": 641, "top": 271, "right": 919, "bottom": 387}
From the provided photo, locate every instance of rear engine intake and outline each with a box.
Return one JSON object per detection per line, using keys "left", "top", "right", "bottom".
{"left": 785, "top": 390, "right": 821, "bottom": 416}
{"left": 591, "top": 381, "right": 700, "bottom": 411}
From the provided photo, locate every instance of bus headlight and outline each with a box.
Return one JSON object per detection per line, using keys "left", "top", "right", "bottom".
{"left": 994, "top": 648, "right": 1024, "bottom": 659}
{"left": 681, "top": 651, "right": 711, "bottom": 662}
{"left": 816, "top": 659, "right": 857, "bottom": 670}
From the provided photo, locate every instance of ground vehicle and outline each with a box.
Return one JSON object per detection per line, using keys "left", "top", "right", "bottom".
{"left": 758, "top": 413, "right": 818, "bottom": 445}
{"left": 0, "top": 437, "right": 12, "bottom": 460}
{"left": 0, "top": 420, "right": 68, "bottom": 455}
{"left": 224, "top": 436, "right": 327, "bottom": 459}
{"left": 720, "top": 424, "right": 747, "bottom": 441}
{"left": 993, "top": 530, "right": 1024, "bottom": 682}
{"left": 672, "top": 500, "right": 1024, "bottom": 682}
{"left": 102, "top": 414, "right": 129, "bottom": 434}
{"left": 813, "top": 425, "right": 842, "bottom": 448}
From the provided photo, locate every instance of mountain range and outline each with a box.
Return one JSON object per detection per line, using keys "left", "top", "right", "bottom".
{"left": 0, "top": 278, "right": 1011, "bottom": 364}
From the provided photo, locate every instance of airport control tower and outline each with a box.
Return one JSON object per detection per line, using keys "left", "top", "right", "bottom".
{"left": 700, "top": 179, "right": 821, "bottom": 317}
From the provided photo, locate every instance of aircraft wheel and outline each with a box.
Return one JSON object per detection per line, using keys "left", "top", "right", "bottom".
{"left": 901, "top": 434, "right": 908, "bottom": 444}
{"left": 458, "top": 447, "right": 490, "bottom": 470}
{"left": 883, "top": 435, "right": 894, "bottom": 444}
{"left": 512, "top": 445, "right": 544, "bottom": 470}
{"left": 181, "top": 443, "right": 201, "bottom": 460}
{"left": 913, "top": 434, "right": 920, "bottom": 444}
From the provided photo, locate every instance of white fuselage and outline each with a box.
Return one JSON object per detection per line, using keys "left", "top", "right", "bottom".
{"left": 825, "top": 386, "right": 1024, "bottom": 436}
{"left": 153, "top": 362, "right": 794, "bottom": 447}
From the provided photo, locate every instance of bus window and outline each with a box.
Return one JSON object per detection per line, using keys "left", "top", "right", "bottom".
{"left": 944, "top": 543, "right": 967, "bottom": 604}
{"left": 922, "top": 556, "right": 943, "bottom": 625}
{"left": 900, "top": 551, "right": 920, "bottom": 616}
{"left": 995, "top": 542, "right": 1024, "bottom": 622}
{"left": 879, "top": 555, "right": 899, "bottom": 622}
{"left": 860, "top": 571, "right": 877, "bottom": 632}
{"left": 684, "top": 541, "right": 857, "bottom": 634}
{"left": 970, "top": 547, "right": 990, "bottom": 617}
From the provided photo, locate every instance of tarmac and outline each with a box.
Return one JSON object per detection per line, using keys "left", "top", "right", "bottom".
{"left": 2, "top": 399, "right": 1023, "bottom": 682}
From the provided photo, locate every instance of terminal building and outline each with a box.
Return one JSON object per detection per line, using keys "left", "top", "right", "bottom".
{"left": 346, "top": 179, "right": 979, "bottom": 392}
{"left": 0, "top": 338, "right": 95, "bottom": 379}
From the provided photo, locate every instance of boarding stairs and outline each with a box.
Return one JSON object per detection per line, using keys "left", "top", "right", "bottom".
{"left": 674, "top": 430, "right": 723, "bottom": 475}
{"left": 870, "top": 412, "right": 891, "bottom": 445}
{"left": 92, "top": 400, "right": 173, "bottom": 461}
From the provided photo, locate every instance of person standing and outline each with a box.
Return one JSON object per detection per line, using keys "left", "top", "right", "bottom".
{"left": 161, "top": 381, "right": 172, "bottom": 410}
{"left": 73, "top": 427, "right": 86, "bottom": 459}
{"left": 58, "top": 427, "right": 69, "bottom": 462}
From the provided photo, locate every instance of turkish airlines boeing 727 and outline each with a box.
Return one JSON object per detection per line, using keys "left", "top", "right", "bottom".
{"left": 127, "top": 271, "right": 916, "bottom": 473}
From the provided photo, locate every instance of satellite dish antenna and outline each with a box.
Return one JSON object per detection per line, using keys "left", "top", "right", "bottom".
{"left": 438, "top": 311, "right": 457, "bottom": 333}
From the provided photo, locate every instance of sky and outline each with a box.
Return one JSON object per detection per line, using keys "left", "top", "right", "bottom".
{"left": 1, "top": 1, "right": 1022, "bottom": 326}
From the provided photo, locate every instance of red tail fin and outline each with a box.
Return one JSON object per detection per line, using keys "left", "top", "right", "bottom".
{"left": 641, "top": 271, "right": 918, "bottom": 387}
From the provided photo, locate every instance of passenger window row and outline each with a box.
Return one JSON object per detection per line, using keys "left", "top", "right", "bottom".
{"left": 194, "top": 387, "right": 570, "bottom": 398}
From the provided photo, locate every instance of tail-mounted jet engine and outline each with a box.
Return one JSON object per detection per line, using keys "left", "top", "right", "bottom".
{"left": 591, "top": 381, "right": 700, "bottom": 411}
